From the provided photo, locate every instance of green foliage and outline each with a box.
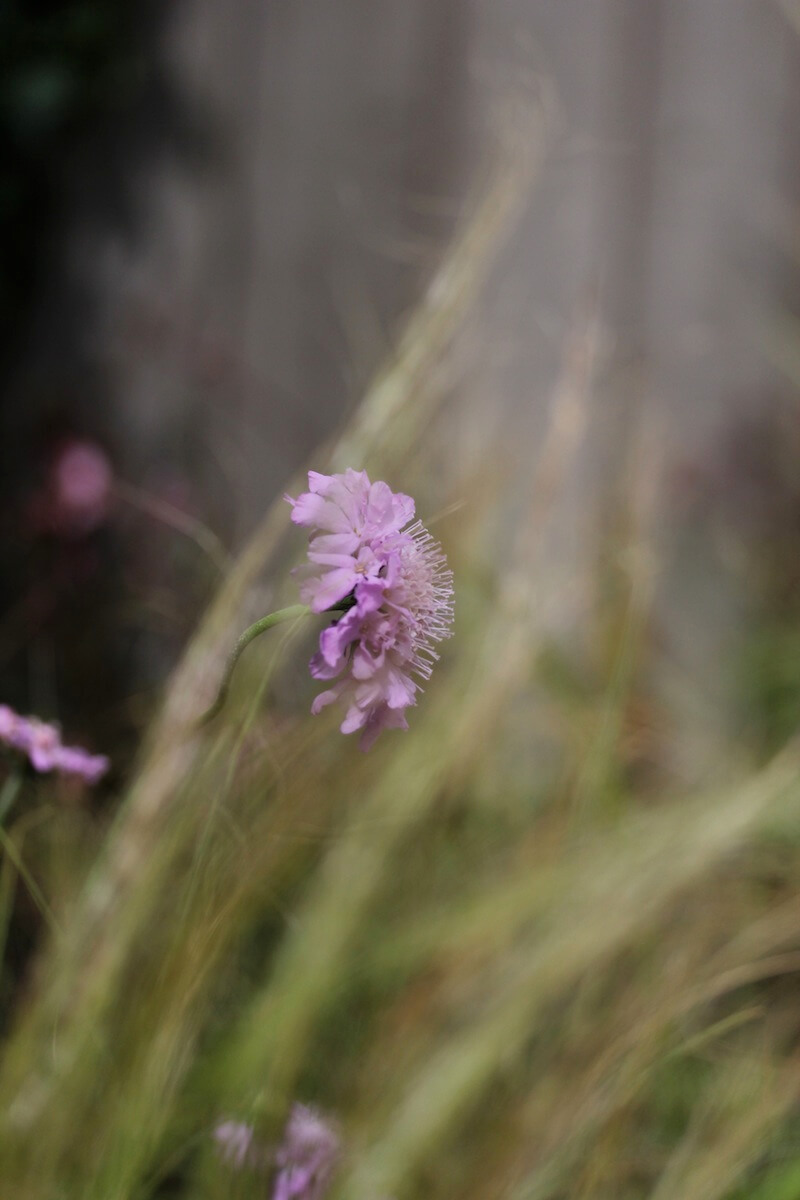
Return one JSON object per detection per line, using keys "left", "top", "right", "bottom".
{"left": 739, "top": 624, "right": 800, "bottom": 755}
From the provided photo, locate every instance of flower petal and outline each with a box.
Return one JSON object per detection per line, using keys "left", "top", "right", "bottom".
{"left": 340, "top": 703, "right": 368, "bottom": 734}
{"left": 311, "top": 685, "right": 345, "bottom": 715}
{"left": 359, "top": 704, "right": 408, "bottom": 751}
{"left": 289, "top": 493, "right": 353, "bottom": 533}
{"left": 300, "top": 567, "right": 357, "bottom": 612}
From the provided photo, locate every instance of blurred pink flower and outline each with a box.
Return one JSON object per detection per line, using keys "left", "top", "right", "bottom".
{"left": 273, "top": 1104, "right": 340, "bottom": 1200}
{"left": 214, "top": 1104, "right": 391, "bottom": 1200}
{"left": 33, "top": 439, "right": 113, "bottom": 537}
{"left": 0, "top": 704, "right": 109, "bottom": 784}
{"left": 213, "top": 1120, "right": 261, "bottom": 1169}
{"left": 287, "top": 470, "right": 453, "bottom": 750}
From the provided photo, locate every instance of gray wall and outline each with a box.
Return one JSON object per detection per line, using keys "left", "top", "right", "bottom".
{"left": 92, "top": 0, "right": 799, "bottom": 769}
{"left": 96, "top": 0, "right": 797, "bottom": 501}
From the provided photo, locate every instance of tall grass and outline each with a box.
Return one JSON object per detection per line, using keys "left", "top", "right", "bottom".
{"left": 2, "top": 99, "right": 800, "bottom": 1200}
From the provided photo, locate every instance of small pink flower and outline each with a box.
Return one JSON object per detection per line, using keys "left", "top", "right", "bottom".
{"left": 272, "top": 1104, "right": 340, "bottom": 1200}
{"left": 52, "top": 743, "right": 110, "bottom": 785}
{"left": 0, "top": 704, "right": 109, "bottom": 784}
{"left": 213, "top": 1120, "right": 261, "bottom": 1169}
{"left": 213, "top": 1105, "right": 340, "bottom": 1199}
{"left": 24, "top": 719, "right": 63, "bottom": 773}
{"left": 287, "top": 471, "right": 453, "bottom": 750}
{"left": 30, "top": 439, "right": 113, "bottom": 537}
{"left": 55, "top": 441, "right": 112, "bottom": 529}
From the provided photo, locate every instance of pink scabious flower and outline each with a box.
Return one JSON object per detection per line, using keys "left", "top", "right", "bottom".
{"left": 286, "top": 470, "right": 454, "bottom": 750}
{"left": 273, "top": 1103, "right": 340, "bottom": 1200}
{"left": 0, "top": 704, "right": 109, "bottom": 784}
{"left": 213, "top": 1104, "right": 340, "bottom": 1199}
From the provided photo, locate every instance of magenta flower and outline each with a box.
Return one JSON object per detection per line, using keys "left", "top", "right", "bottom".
{"left": 0, "top": 705, "right": 109, "bottom": 784}
{"left": 273, "top": 1104, "right": 340, "bottom": 1200}
{"left": 52, "top": 440, "right": 112, "bottom": 534}
{"left": 287, "top": 470, "right": 454, "bottom": 750}
{"left": 29, "top": 439, "right": 113, "bottom": 538}
{"left": 213, "top": 1104, "right": 340, "bottom": 1199}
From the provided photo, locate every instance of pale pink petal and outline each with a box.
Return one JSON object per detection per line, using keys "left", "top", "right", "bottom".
{"left": 385, "top": 668, "right": 416, "bottom": 709}
{"left": 365, "top": 481, "right": 414, "bottom": 536}
{"left": 391, "top": 491, "right": 415, "bottom": 528}
{"left": 306, "top": 471, "right": 334, "bottom": 494}
{"left": 289, "top": 493, "right": 353, "bottom": 534}
{"left": 355, "top": 577, "right": 387, "bottom": 616}
{"left": 352, "top": 676, "right": 387, "bottom": 708}
{"left": 318, "top": 610, "right": 360, "bottom": 667}
{"left": 340, "top": 703, "right": 368, "bottom": 735}
{"left": 310, "top": 685, "right": 345, "bottom": 715}
{"left": 309, "top": 652, "right": 340, "bottom": 681}
{"left": 307, "top": 549, "right": 360, "bottom": 569}
{"left": 340, "top": 467, "right": 371, "bottom": 505}
{"left": 306, "top": 532, "right": 361, "bottom": 556}
{"left": 311, "top": 469, "right": 368, "bottom": 526}
{"left": 351, "top": 644, "right": 383, "bottom": 679}
{"left": 365, "top": 480, "right": 395, "bottom": 528}
{"left": 359, "top": 705, "right": 408, "bottom": 751}
{"left": 299, "top": 567, "right": 357, "bottom": 612}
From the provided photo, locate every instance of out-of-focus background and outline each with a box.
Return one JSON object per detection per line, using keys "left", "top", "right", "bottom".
{"left": 4, "top": 4, "right": 800, "bottom": 1199}
{"left": 4, "top": 0, "right": 800, "bottom": 766}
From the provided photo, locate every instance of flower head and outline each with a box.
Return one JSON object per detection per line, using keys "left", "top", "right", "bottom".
{"left": 53, "top": 440, "right": 112, "bottom": 534}
{"left": 273, "top": 1104, "right": 340, "bottom": 1200}
{"left": 213, "top": 1120, "right": 261, "bottom": 1169}
{"left": 29, "top": 439, "right": 113, "bottom": 538}
{"left": 213, "top": 1104, "right": 339, "bottom": 1199}
{"left": 287, "top": 471, "right": 453, "bottom": 750}
{"left": 0, "top": 704, "right": 109, "bottom": 784}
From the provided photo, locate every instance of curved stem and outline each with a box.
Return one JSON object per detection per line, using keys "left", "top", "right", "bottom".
{"left": 197, "top": 604, "right": 310, "bottom": 726}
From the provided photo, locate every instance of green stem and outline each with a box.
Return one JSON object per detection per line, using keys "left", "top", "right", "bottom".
{"left": 0, "top": 825, "right": 61, "bottom": 936}
{"left": 197, "top": 604, "right": 310, "bottom": 726}
{"left": 0, "top": 770, "right": 22, "bottom": 830}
